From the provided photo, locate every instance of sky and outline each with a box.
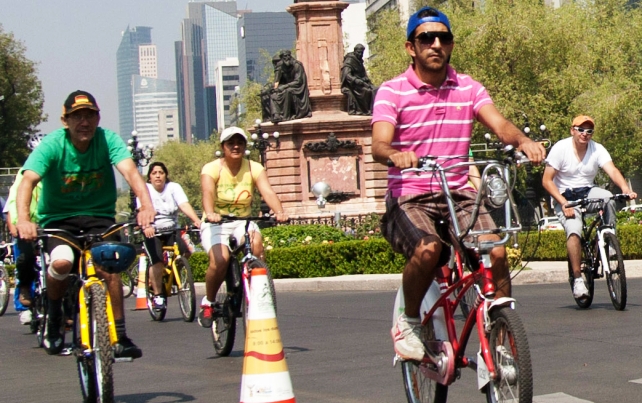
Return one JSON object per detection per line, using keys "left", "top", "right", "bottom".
{"left": 1, "top": 0, "right": 296, "bottom": 135}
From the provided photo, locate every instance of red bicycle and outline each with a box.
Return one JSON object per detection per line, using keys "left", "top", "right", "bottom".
{"left": 392, "top": 146, "right": 533, "bottom": 402}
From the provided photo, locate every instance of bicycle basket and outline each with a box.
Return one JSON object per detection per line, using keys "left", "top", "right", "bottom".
{"left": 90, "top": 242, "right": 137, "bottom": 274}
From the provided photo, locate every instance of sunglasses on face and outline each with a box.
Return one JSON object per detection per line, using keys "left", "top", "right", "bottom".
{"left": 414, "top": 31, "right": 454, "bottom": 46}
{"left": 574, "top": 127, "right": 594, "bottom": 135}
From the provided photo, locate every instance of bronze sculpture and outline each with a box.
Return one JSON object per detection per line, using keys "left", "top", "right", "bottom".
{"left": 261, "top": 50, "right": 312, "bottom": 123}
{"left": 340, "top": 44, "right": 376, "bottom": 116}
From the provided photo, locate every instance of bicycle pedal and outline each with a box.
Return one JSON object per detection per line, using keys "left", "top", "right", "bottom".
{"left": 114, "top": 357, "right": 134, "bottom": 363}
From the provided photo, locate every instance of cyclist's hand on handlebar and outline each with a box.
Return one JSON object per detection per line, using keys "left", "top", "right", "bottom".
{"left": 16, "top": 220, "right": 38, "bottom": 241}
{"left": 518, "top": 138, "right": 546, "bottom": 165}
{"left": 387, "top": 151, "right": 418, "bottom": 169}
{"left": 137, "top": 205, "right": 156, "bottom": 232}
{"left": 143, "top": 226, "right": 156, "bottom": 238}
{"left": 205, "top": 212, "right": 222, "bottom": 223}
{"left": 274, "top": 211, "right": 289, "bottom": 223}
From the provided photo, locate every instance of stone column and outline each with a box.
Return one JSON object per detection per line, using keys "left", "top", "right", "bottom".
{"left": 287, "top": 1, "right": 349, "bottom": 113}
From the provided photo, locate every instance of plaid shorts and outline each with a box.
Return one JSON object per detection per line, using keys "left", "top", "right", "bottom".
{"left": 380, "top": 190, "right": 497, "bottom": 266}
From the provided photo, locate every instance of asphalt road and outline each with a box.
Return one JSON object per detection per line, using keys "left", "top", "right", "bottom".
{"left": 2, "top": 278, "right": 642, "bottom": 402}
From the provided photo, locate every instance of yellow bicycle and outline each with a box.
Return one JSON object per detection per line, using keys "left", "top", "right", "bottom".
{"left": 37, "top": 222, "right": 137, "bottom": 403}
{"left": 143, "top": 230, "right": 196, "bottom": 322}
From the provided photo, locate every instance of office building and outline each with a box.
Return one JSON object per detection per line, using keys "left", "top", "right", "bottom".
{"left": 158, "top": 108, "right": 180, "bottom": 144}
{"left": 175, "top": 1, "right": 238, "bottom": 142}
{"left": 237, "top": 12, "right": 296, "bottom": 88}
{"left": 215, "top": 58, "right": 240, "bottom": 131}
{"left": 117, "top": 26, "right": 153, "bottom": 142}
{"left": 138, "top": 45, "right": 158, "bottom": 78}
{"left": 132, "top": 76, "right": 178, "bottom": 147}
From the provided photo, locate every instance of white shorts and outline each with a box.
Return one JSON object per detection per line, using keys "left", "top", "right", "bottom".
{"left": 200, "top": 221, "right": 260, "bottom": 254}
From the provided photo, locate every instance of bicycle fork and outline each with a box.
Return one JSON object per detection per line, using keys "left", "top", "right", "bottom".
{"left": 596, "top": 227, "right": 615, "bottom": 275}
{"left": 78, "top": 254, "right": 119, "bottom": 352}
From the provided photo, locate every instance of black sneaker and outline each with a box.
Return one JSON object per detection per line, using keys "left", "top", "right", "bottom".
{"left": 152, "top": 295, "right": 166, "bottom": 311}
{"left": 44, "top": 316, "right": 65, "bottom": 355}
{"left": 113, "top": 336, "right": 143, "bottom": 359}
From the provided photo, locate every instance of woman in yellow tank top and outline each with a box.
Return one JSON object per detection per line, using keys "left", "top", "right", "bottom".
{"left": 197, "top": 126, "right": 288, "bottom": 328}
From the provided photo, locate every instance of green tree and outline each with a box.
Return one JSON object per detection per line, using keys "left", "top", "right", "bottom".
{"left": 0, "top": 25, "right": 45, "bottom": 167}
{"left": 370, "top": 0, "right": 642, "bottom": 178}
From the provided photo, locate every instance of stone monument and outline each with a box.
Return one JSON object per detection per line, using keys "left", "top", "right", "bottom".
{"left": 252, "top": 0, "right": 386, "bottom": 217}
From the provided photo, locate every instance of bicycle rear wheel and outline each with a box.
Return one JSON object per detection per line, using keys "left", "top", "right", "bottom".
{"left": 567, "top": 243, "right": 594, "bottom": 309}
{"left": 145, "top": 263, "right": 166, "bottom": 321}
{"left": 176, "top": 256, "right": 196, "bottom": 322}
{"left": 212, "top": 277, "right": 237, "bottom": 356}
{"left": 401, "top": 317, "right": 448, "bottom": 403}
{"left": 0, "top": 265, "right": 9, "bottom": 316}
{"left": 242, "top": 259, "right": 277, "bottom": 335}
{"left": 603, "top": 232, "right": 627, "bottom": 311}
{"left": 77, "top": 283, "right": 114, "bottom": 403}
{"left": 483, "top": 306, "right": 533, "bottom": 403}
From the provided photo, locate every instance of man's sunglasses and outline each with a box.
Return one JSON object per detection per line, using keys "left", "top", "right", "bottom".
{"left": 414, "top": 31, "right": 454, "bottom": 46}
{"left": 574, "top": 127, "right": 594, "bottom": 135}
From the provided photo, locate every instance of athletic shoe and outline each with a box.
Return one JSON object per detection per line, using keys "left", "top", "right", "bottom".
{"left": 198, "top": 304, "right": 214, "bottom": 328}
{"left": 391, "top": 314, "right": 426, "bottom": 361}
{"left": 113, "top": 336, "right": 143, "bottom": 359}
{"left": 152, "top": 295, "right": 166, "bottom": 311}
{"left": 43, "top": 316, "right": 64, "bottom": 355}
{"left": 18, "top": 286, "right": 32, "bottom": 307}
{"left": 573, "top": 278, "right": 589, "bottom": 299}
{"left": 19, "top": 310, "right": 32, "bottom": 325}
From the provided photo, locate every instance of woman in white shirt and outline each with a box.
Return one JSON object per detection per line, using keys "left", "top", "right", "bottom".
{"left": 139, "top": 162, "right": 201, "bottom": 311}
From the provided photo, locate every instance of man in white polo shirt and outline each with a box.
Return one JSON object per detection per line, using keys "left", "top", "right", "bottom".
{"left": 542, "top": 115, "right": 636, "bottom": 299}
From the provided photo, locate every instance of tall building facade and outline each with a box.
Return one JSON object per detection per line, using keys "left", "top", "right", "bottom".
{"left": 132, "top": 76, "right": 178, "bottom": 147}
{"left": 158, "top": 108, "right": 180, "bottom": 144}
{"left": 215, "top": 58, "right": 240, "bottom": 131}
{"left": 138, "top": 45, "right": 158, "bottom": 78}
{"left": 175, "top": 1, "right": 238, "bottom": 142}
{"left": 237, "top": 12, "right": 296, "bottom": 88}
{"left": 116, "top": 26, "right": 152, "bottom": 142}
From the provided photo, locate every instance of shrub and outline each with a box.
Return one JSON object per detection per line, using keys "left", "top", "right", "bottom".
{"left": 261, "top": 224, "right": 351, "bottom": 249}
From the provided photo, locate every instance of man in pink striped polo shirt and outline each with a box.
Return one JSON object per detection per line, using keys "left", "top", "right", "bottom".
{"left": 372, "top": 6, "right": 546, "bottom": 361}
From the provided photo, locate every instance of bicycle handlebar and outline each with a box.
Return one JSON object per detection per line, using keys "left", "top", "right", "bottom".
{"left": 37, "top": 221, "right": 137, "bottom": 247}
{"left": 205, "top": 214, "right": 278, "bottom": 225}
{"left": 564, "top": 193, "right": 632, "bottom": 209}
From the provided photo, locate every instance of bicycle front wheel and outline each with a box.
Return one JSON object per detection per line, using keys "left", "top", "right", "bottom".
{"left": 242, "top": 259, "right": 277, "bottom": 335}
{"left": 77, "top": 283, "right": 114, "bottom": 403}
{"left": 176, "top": 256, "right": 196, "bottom": 322}
{"left": 0, "top": 265, "right": 9, "bottom": 316}
{"left": 401, "top": 316, "right": 448, "bottom": 403}
{"left": 484, "top": 306, "right": 533, "bottom": 403}
{"left": 603, "top": 232, "right": 627, "bottom": 311}
{"left": 567, "top": 243, "right": 594, "bottom": 309}
{"left": 212, "top": 277, "right": 237, "bottom": 356}
{"left": 120, "top": 260, "right": 137, "bottom": 299}
{"left": 145, "top": 263, "right": 166, "bottom": 321}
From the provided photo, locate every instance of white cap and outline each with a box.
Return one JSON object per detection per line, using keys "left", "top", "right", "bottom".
{"left": 220, "top": 126, "right": 248, "bottom": 143}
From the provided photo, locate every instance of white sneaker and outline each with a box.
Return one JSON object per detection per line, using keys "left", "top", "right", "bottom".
{"left": 573, "top": 278, "right": 589, "bottom": 299}
{"left": 19, "top": 310, "right": 32, "bottom": 325}
{"left": 391, "top": 314, "right": 426, "bottom": 361}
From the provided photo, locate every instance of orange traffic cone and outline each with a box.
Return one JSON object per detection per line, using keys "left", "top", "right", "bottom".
{"left": 240, "top": 267, "right": 295, "bottom": 403}
{"left": 134, "top": 254, "right": 148, "bottom": 310}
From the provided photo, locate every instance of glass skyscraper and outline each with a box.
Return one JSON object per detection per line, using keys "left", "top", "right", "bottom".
{"left": 132, "top": 76, "right": 178, "bottom": 147}
{"left": 116, "top": 26, "right": 152, "bottom": 142}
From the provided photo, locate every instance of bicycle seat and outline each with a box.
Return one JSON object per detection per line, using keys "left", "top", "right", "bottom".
{"left": 90, "top": 242, "right": 137, "bottom": 274}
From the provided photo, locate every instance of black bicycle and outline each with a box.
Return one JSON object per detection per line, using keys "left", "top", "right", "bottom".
{"left": 565, "top": 194, "right": 630, "bottom": 310}
{"left": 209, "top": 215, "right": 277, "bottom": 357}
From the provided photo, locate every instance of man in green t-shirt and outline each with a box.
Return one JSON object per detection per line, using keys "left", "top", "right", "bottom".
{"left": 16, "top": 90, "right": 156, "bottom": 358}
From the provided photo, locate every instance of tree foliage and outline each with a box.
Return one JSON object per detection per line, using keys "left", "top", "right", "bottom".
{"left": 0, "top": 25, "right": 45, "bottom": 167}
{"left": 370, "top": 0, "right": 642, "bottom": 177}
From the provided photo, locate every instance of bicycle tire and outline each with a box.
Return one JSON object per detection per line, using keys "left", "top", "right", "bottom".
{"left": 120, "top": 261, "right": 137, "bottom": 299}
{"left": 603, "top": 232, "right": 627, "bottom": 311}
{"left": 77, "top": 283, "right": 114, "bottom": 403}
{"left": 0, "top": 265, "right": 9, "bottom": 316}
{"left": 176, "top": 256, "right": 196, "bottom": 322}
{"left": 242, "top": 259, "right": 277, "bottom": 335}
{"left": 401, "top": 317, "right": 448, "bottom": 403}
{"left": 212, "top": 277, "right": 237, "bottom": 356}
{"left": 567, "top": 243, "right": 594, "bottom": 309}
{"left": 145, "top": 262, "right": 166, "bottom": 321}
{"left": 483, "top": 306, "right": 533, "bottom": 403}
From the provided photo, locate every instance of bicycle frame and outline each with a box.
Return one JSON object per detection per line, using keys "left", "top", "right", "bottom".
{"left": 160, "top": 242, "right": 182, "bottom": 296}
